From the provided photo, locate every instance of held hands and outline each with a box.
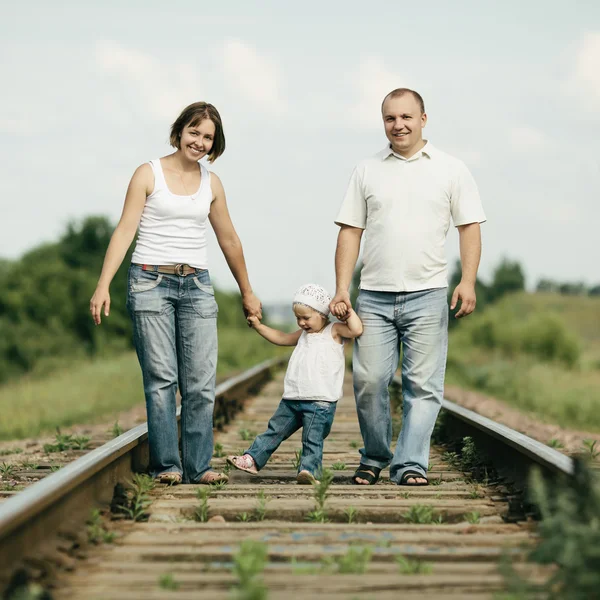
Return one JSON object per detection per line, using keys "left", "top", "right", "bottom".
{"left": 90, "top": 286, "right": 110, "bottom": 325}
{"left": 242, "top": 292, "right": 263, "bottom": 322}
{"left": 329, "top": 291, "right": 352, "bottom": 322}
{"left": 450, "top": 281, "right": 476, "bottom": 318}
{"left": 246, "top": 315, "right": 260, "bottom": 329}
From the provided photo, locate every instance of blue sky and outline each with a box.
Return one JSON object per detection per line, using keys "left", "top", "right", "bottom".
{"left": 1, "top": 0, "right": 599, "bottom": 302}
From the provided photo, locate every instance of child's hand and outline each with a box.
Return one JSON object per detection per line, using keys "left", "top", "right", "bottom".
{"left": 333, "top": 301, "right": 349, "bottom": 320}
{"left": 247, "top": 315, "right": 260, "bottom": 329}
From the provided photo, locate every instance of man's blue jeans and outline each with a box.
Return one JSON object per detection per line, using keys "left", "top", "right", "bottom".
{"left": 246, "top": 399, "right": 337, "bottom": 476}
{"left": 126, "top": 264, "right": 218, "bottom": 483}
{"left": 352, "top": 288, "right": 448, "bottom": 482}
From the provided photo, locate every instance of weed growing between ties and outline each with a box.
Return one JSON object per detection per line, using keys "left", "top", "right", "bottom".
{"left": 402, "top": 504, "right": 443, "bottom": 524}
{"left": 0, "top": 462, "right": 15, "bottom": 477}
{"left": 230, "top": 540, "right": 268, "bottom": 600}
{"left": 110, "top": 421, "right": 123, "bottom": 438}
{"left": 158, "top": 573, "right": 180, "bottom": 591}
{"left": 239, "top": 429, "right": 256, "bottom": 442}
{"left": 87, "top": 509, "right": 116, "bottom": 544}
{"left": 254, "top": 490, "right": 270, "bottom": 521}
{"left": 331, "top": 461, "right": 346, "bottom": 470}
{"left": 112, "top": 474, "right": 155, "bottom": 522}
{"left": 0, "top": 448, "right": 23, "bottom": 456}
{"left": 43, "top": 429, "right": 90, "bottom": 453}
{"left": 194, "top": 488, "right": 212, "bottom": 523}
{"left": 582, "top": 439, "right": 599, "bottom": 460}
{"left": 292, "top": 449, "right": 302, "bottom": 470}
{"left": 20, "top": 461, "right": 39, "bottom": 470}
{"left": 343, "top": 506, "right": 359, "bottom": 524}
{"left": 396, "top": 555, "right": 433, "bottom": 575}
{"left": 322, "top": 546, "right": 373, "bottom": 574}
{"left": 307, "top": 469, "right": 333, "bottom": 523}
{"left": 213, "top": 442, "right": 225, "bottom": 458}
{"left": 500, "top": 459, "right": 600, "bottom": 599}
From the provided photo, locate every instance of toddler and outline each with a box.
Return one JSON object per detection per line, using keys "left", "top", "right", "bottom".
{"left": 227, "top": 283, "right": 362, "bottom": 483}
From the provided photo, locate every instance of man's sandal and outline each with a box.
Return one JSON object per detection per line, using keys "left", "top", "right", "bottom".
{"left": 398, "top": 470, "right": 429, "bottom": 486}
{"left": 156, "top": 471, "right": 182, "bottom": 485}
{"left": 352, "top": 464, "right": 382, "bottom": 485}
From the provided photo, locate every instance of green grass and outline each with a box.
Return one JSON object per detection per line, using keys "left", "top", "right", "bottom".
{"left": 447, "top": 292, "right": 600, "bottom": 432}
{"left": 0, "top": 327, "right": 283, "bottom": 440}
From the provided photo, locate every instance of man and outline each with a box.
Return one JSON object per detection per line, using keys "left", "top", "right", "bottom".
{"left": 330, "top": 88, "right": 485, "bottom": 486}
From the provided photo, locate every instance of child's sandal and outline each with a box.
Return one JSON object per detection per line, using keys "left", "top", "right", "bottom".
{"left": 226, "top": 454, "right": 259, "bottom": 475}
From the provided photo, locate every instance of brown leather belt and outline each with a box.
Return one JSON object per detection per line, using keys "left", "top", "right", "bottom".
{"left": 134, "top": 263, "right": 198, "bottom": 276}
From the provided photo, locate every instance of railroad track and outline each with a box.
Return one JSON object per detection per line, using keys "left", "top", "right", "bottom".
{"left": 0, "top": 359, "right": 572, "bottom": 599}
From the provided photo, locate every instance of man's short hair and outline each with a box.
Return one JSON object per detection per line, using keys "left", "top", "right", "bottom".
{"left": 170, "top": 102, "right": 226, "bottom": 163}
{"left": 382, "top": 88, "right": 426, "bottom": 114}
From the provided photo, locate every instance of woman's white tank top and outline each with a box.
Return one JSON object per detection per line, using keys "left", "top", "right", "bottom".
{"left": 283, "top": 323, "right": 346, "bottom": 402}
{"left": 131, "top": 159, "right": 213, "bottom": 268}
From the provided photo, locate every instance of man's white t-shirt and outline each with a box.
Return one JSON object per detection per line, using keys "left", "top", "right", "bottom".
{"left": 335, "top": 142, "right": 486, "bottom": 292}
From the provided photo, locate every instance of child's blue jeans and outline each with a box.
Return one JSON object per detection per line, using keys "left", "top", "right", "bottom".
{"left": 246, "top": 399, "right": 337, "bottom": 476}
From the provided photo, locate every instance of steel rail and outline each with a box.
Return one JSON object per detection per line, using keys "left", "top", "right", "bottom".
{"left": 392, "top": 374, "right": 574, "bottom": 492}
{"left": 0, "top": 355, "right": 286, "bottom": 588}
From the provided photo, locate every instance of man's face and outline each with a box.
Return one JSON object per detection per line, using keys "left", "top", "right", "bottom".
{"left": 382, "top": 94, "right": 427, "bottom": 157}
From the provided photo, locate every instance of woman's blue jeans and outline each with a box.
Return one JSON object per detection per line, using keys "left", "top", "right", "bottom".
{"left": 126, "top": 264, "right": 218, "bottom": 483}
{"left": 352, "top": 288, "right": 448, "bottom": 482}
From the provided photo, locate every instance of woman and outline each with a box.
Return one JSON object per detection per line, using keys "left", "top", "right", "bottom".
{"left": 90, "top": 102, "right": 262, "bottom": 485}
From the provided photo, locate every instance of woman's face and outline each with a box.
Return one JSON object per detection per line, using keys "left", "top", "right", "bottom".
{"left": 179, "top": 118, "right": 216, "bottom": 161}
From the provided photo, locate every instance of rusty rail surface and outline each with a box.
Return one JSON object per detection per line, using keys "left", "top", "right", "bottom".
{"left": 0, "top": 356, "right": 286, "bottom": 591}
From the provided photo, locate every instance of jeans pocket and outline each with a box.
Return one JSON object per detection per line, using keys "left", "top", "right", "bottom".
{"left": 130, "top": 272, "right": 163, "bottom": 293}
{"left": 190, "top": 277, "right": 218, "bottom": 318}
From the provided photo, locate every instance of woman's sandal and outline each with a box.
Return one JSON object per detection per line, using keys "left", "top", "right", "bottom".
{"left": 226, "top": 454, "right": 259, "bottom": 475}
{"left": 352, "top": 464, "right": 382, "bottom": 485}
{"left": 398, "top": 470, "right": 429, "bottom": 486}
{"left": 156, "top": 471, "right": 182, "bottom": 485}
{"left": 197, "top": 470, "right": 229, "bottom": 485}
{"left": 297, "top": 470, "right": 318, "bottom": 485}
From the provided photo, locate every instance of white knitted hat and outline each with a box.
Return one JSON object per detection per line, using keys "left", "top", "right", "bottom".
{"left": 293, "top": 283, "right": 331, "bottom": 317}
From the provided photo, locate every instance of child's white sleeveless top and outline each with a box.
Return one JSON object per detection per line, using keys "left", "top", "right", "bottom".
{"left": 131, "top": 159, "right": 212, "bottom": 268}
{"left": 283, "top": 323, "right": 345, "bottom": 402}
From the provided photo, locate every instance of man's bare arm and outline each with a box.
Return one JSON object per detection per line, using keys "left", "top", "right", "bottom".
{"left": 329, "top": 225, "right": 363, "bottom": 317}
{"left": 451, "top": 222, "right": 481, "bottom": 318}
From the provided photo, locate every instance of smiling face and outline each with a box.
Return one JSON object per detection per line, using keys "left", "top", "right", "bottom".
{"left": 382, "top": 93, "right": 427, "bottom": 158}
{"left": 293, "top": 304, "right": 327, "bottom": 333}
{"left": 178, "top": 119, "right": 216, "bottom": 162}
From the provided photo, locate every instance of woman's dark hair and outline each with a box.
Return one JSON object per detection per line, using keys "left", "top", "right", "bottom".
{"left": 170, "top": 102, "right": 225, "bottom": 162}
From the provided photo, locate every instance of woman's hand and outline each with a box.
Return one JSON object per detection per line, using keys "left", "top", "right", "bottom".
{"left": 242, "top": 292, "right": 262, "bottom": 320}
{"left": 90, "top": 285, "right": 111, "bottom": 325}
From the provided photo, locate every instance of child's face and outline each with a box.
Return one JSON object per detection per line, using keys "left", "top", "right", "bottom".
{"left": 294, "top": 304, "right": 326, "bottom": 333}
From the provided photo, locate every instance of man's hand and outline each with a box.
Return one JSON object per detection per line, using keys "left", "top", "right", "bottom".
{"left": 329, "top": 291, "right": 351, "bottom": 319}
{"left": 450, "top": 282, "right": 476, "bottom": 318}
{"left": 242, "top": 292, "right": 262, "bottom": 321}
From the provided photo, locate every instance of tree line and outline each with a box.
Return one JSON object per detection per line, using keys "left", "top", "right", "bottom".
{"left": 0, "top": 216, "right": 249, "bottom": 384}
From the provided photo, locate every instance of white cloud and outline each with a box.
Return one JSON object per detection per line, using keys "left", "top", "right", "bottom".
{"left": 348, "top": 56, "right": 415, "bottom": 129}
{"left": 95, "top": 40, "right": 203, "bottom": 122}
{"left": 221, "top": 39, "right": 286, "bottom": 115}
{"left": 572, "top": 31, "right": 600, "bottom": 105}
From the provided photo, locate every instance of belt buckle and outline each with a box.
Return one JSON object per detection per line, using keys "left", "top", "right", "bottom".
{"left": 175, "top": 263, "right": 185, "bottom": 276}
